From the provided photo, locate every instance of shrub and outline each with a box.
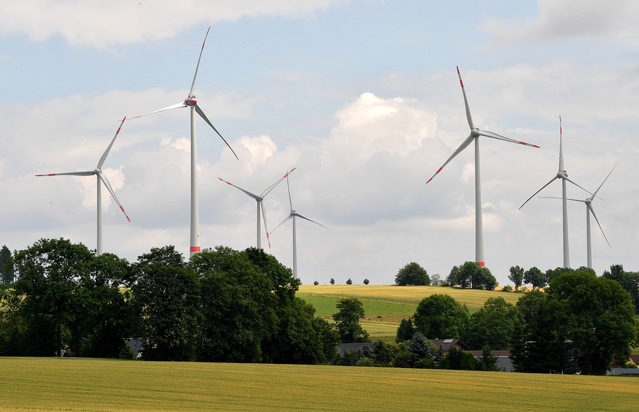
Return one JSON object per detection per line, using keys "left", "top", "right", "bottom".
{"left": 502, "top": 285, "right": 513, "bottom": 292}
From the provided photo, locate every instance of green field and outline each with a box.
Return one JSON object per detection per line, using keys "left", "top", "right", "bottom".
{"left": 1, "top": 357, "right": 637, "bottom": 411}
{"left": 297, "top": 285, "right": 522, "bottom": 341}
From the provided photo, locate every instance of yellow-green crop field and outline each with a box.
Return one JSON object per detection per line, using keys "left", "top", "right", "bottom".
{"left": 297, "top": 285, "right": 522, "bottom": 341}
{"left": 1, "top": 357, "right": 637, "bottom": 411}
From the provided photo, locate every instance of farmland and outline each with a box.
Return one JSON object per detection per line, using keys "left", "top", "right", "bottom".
{"left": 1, "top": 357, "right": 637, "bottom": 411}
{"left": 297, "top": 284, "right": 521, "bottom": 341}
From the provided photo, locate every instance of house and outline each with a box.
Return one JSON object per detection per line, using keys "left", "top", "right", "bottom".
{"left": 468, "top": 349, "right": 514, "bottom": 372}
{"left": 430, "top": 338, "right": 468, "bottom": 354}
{"left": 337, "top": 342, "right": 375, "bottom": 357}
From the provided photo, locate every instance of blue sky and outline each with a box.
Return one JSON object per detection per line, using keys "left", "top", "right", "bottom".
{"left": 2, "top": 0, "right": 639, "bottom": 286}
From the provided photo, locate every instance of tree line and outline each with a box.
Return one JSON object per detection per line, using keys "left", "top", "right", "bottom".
{"left": 0, "top": 238, "right": 339, "bottom": 363}
{"left": 359, "top": 267, "right": 637, "bottom": 375}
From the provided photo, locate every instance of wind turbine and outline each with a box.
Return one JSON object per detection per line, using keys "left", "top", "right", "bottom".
{"left": 132, "top": 26, "right": 238, "bottom": 257}
{"left": 541, "top": 163, "right": 616, "bottom": 268}
{"left": 270, "top": 172, "right": 328, "bottom": 279}
{"left": 426, "top": 66, "right": 540, "bottom": 267}
{"left": 218, "top": 168, "right": 296, "bottom": 249}
{"left": 519, "top": 116, "right": 591, "bottom": 268}
{"left": 36, "top": 117, "right": 130, "bottom": 256}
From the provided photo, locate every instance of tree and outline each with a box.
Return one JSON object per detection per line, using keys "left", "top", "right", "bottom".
{"left": 363, "top": 278, "right": 369, "bottom": 285}
{"left": 508, "top": 265, "right": 524, "bottom": 291}
{"left": 477, "top": 345, "right": 499, "bottom": 371}
{"left": 0, "top": 245, "right": 14, "bottom": 285}
{"left": 413, "top": 294, "right": 469, "bottom": 339}
{"left": 449, "top": 262, "right": 496, "bottom": 290}
{"left": 548, "top": 269, "right": 638, "bottom": 375}
{"left": 463, "top": 296, "right": 519, "bottom": 350}
{"left": 333, "top": 298, "right": 369, "bottom": 343}
{"left": 545, "top": 266, "right": 574, "bottom": 285}
{"left": 524, "top": 266, "right": 546, "bottom": 289}
{"left": 11, "top": 238, "right": 94, "bottom": 356}
{"left": 395, "top": 262, "right": 430, "bottom": 286}
{"left": 346, "top": 278, "right": 352, "bottom": 285}
{"left": 603, "top": 264, "right": 639, "bottom": 314}
{"left": 129, "top": 246, "right": 201, "bottom": 361}
{"left": 396, "top": 317, "right": 415, "bottom": 342}
{"left": 330, "top": 278, "right": 335, "bottom": 285}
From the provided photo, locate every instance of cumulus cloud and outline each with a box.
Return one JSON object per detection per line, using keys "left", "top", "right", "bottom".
{"left": 0, "top": 0, "right": 346, "bottom": 49}
{"left": 483, "top": 0, "right": 639, "bottom": 46}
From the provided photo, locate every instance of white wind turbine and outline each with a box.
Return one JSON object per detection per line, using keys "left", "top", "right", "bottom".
{"left": 132, "top": 26, "right": 238, "bottom": 257}
{"left": 218, "top": 168, "right": 296, "bottom": 250}
{"left": 270, "top": 172, "right": 328, "bottom": 279}
{"left": 36, "top": 117, "right": 130, "bottom": 256}
{"left": 426, "top": 66, "right": 540, "bottom": 267}
{"left": 541, "top": 163, "right": 616, "bottom": 268}
{"left": 519, "top": 116, "right": 591, "bottom": 268}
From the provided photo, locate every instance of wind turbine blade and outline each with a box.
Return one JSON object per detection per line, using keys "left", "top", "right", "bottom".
{"left": 189, "top": 26, "right": 211, "bottom": 98}
{"left": 260, "top": 203, "right": 272, "bottom": 249}
{"left": 270, "top": 214, "right": 293, "bottom": 235}
{"left": 97, "top": 117, "right": 126, "bottom": 169}
{"left": 592, "top": 162, "right": 617, "bottom": 199}
{"left": 564, "top": 177, "right": 592, "bottom": 195}
{"left": 426, "top": 134, "right": 474, "bottom": 184}
{"left": 194, "top": 104, "right": 239, "bottom": 160}
{"left": 262, "top": 167, "right": 297, "bottom": 197}
{"left": 477, "top": 130, "right": 540, "bottom": 148}
{"left": 97, "top": 173, "right": 131, "bottom": 222}
{"left": 558, "top": 115, "right": 565, "bottom": 172}
{"left": 36, "top": 170, "right": 96, "bottom": 177}
{"left": 519, "top": 176, "right": 559, "bottom": 210}
{"left": 294, "top": 212, "right": 329, "bottom": 230}
{"left": 456, "top": 66, "right": 474, "bottom": 130}
{"left": 129, "top": 102, "right": 186, "bottom": 119}
{"left": 588, "top": 204, "right": 610, "bottom": 247}
{"left": 540, "top": 196, "right": 584, "bottom": 203}
{"left": 217, "top": 177, "right": 260, "bottom": 200}
{"left": 286, "top": 175, "right": 293, "bottom": 211}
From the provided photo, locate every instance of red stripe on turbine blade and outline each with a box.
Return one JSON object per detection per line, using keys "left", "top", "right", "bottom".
{"left": 36, "top": 173, "right": 56, "bottom": 176}
{"left": 190, "top": 246, "right": 201, "bottom": 253}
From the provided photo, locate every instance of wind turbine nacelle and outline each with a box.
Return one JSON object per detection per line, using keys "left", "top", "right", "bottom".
{"left": 184, "top": 98, "right": 197, "bottom": 106}
{"left": 558, "top": 170, "right": 568, "bottom": 178}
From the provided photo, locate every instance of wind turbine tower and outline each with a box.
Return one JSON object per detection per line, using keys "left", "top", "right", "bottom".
{"left": 519, "top": 116, "right": 591, "bottom": 268}
{"left": 426, "top": 67, "right": 540, "bottom": 267}
{"left": 36, "top": 117, "right": 130, "bottom": 256}
{"left": 218, "top": 168, "right": 296, "bottom": 249}
{"left": 132, "top": 27, "right": 238, "bottom": 257}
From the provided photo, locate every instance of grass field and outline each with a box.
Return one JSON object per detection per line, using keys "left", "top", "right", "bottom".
{"left": 1, "top": 357, "right": 637, "bottom": 411}
{"left": 297, "top": 285, "right": 522, "bottom": 341}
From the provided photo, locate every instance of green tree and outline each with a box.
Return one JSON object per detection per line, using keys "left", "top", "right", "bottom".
{"left": 396, "top": 317, "right": 415, "bottom": 342}
{"left": 545, "top": 266, "right": 575, "bottom": 285}
{"left": 363, "top": 278, "right": 369, "bottom": 285}
{"left": 333, "top": 298, "right": 369, "bottom": 343}
{"left": 346, "top": 278, "right": 352, "bottom": 285}
{"left": 0, "top": 245, "right": 14, "bottom": 285}
{"left": 524, "top": 266, "right": 546, "bottom": 289}
{"left": 413, "top": 294, "right": 469, "bottom": 339}
{"left": 330, "top": 278, "right": 335, "bottom": 285}
{"left": 395, "top": 262, "right": 430, "bottom": 286}
{"left": 11, "top": 238, "right": 94, "bottom": 356}
{"left": 603, "top": 264, "right": 639, "bottom": 314}
{"left": 548, "top": 269, "right": 638, "bottom": 375}
{"left": 508, "top": 265, "right": 524, "bottom": 291}
{"left": 477, "top": 345, "right": 498, "bottom": 371}
{"left": 463, "top": 296, "right": 519, "bottom": 350}
{"left": 129, "top": 246, "right": 201, "bottom": 361}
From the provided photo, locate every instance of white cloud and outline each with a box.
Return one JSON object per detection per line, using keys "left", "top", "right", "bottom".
{"left": 0, "top": 0, "right": 346, "bottom": 49}
{"left": 483, "top": 0, "right": 639, "bottom": 46}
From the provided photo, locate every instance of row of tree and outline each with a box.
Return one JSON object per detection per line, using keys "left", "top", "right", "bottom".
{"left": 395, "top": 261, "right": 498, "bottom": 290}
{"left": 393, "top": 268, "right": 638, "bottom": 374}
{"left": 0, "top": 239, "right": 339, "bottom": 363}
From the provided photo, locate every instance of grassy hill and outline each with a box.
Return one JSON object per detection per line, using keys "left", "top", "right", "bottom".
{"left": 297, "top": 285, "right": 522, "bottom": 341}
{"left": 1, "top": 357, "right": 636, "bottom": 411}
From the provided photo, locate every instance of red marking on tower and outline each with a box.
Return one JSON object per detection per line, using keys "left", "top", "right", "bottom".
{"left": 477, "top": 261, "right": 485, "bottom": 267}
{"left": 190, "top": 246, "right": 201, "bottom": 253}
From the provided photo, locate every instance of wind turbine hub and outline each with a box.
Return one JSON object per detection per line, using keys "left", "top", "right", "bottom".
{"left": 185, "top": 97, "right": 197, "bottom": 106}
{"left": 471, "top": 128, "right": 480, "bottom": 137}
{"left": 558, "top": 170, "right": 568, "bottom": 179}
